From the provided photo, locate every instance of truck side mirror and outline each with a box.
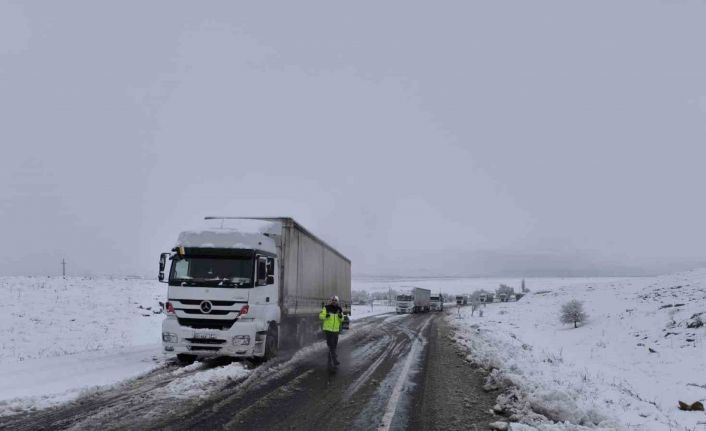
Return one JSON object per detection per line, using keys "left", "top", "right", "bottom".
{"left": 158, "top": 253, "right": 169, "bottom": 282}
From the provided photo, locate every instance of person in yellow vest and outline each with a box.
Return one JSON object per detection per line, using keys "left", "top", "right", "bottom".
{"left": 319, "top": 295, "right": 344, "bottom": 368}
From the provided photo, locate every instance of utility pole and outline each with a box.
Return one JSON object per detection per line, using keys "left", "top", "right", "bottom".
{"left": 61, "top": 259, "right": 67, "bottom": 277}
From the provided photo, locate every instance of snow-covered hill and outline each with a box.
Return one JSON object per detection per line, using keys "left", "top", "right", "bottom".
{"left": 449, "top": 269, "right": 706, "bottom": 431}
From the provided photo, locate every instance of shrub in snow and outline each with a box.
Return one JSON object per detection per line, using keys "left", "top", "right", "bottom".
{"left": 686, "top": 312, "right": 703, "bottom": 329}
{"left": 560, "top": 299, "right": 587, "bottom": 328}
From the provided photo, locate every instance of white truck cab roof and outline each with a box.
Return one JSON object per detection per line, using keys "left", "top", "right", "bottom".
{"left": 175, "top": 228, "right": 277, "bottom": 255}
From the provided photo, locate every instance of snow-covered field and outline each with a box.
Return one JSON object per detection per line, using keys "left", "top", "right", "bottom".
{"left": 0, "top": 276, "right": 165, "bottom": 416}
{"left": 350, "top": 304, "right": 395, "bottom": 320}
{"left": 448, "top": 270, "right": 706, "bottom": 431}
{"left": 0, "top": 276, "right": 164, "bottom": 363}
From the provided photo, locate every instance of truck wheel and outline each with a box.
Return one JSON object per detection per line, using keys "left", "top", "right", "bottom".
{"left": 176, "top": 353, "right": 196, "bottom": 365}
{"left": 265, "top": 323, "right": 278, "bottom": 360}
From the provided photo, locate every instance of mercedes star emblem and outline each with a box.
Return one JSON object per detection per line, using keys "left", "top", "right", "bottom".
{"left": 200, "top": 300, "right": 213, "bottom": 314}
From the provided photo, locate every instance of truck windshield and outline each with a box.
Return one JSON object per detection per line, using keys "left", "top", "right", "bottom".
{"left": 430, "top": 296, "right": 439, "bottom": 301}
{"left": 169, "top": 256, "right": 253, "bottom": 288}
{"left": 396, "top": 295, "right": 413, "bottom": 301}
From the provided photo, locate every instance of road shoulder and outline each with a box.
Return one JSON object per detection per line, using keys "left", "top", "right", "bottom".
{"left": 408, "top": 312, "right": 497, "bottom": 431}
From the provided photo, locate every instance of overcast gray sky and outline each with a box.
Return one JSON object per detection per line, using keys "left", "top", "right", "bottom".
{"left": 1, "top": 1, "right": 705, "bottom": 277}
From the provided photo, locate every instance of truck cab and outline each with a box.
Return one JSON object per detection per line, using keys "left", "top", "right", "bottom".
{"left": 395, "top": 294, "right": 414, "bottom": 314}
{"left": 159, "top": 228, "right": 280, "bottom": 363}
{"left": 430, "top": 295, "right": 444, "bottom": 311}
{"left": 159, "top": 217, "right": 352, "bottom": 364}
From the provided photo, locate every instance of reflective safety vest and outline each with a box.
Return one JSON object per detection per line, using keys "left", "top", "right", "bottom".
{"left": 319, "top": 306, "right": 343, "bottom": 333}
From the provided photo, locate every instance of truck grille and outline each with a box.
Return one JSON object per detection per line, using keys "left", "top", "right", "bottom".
{"left": 177, "top": 318, "right": 237, "bottom": 330}
{"left": 188, "top": 346, "right": 222, "bottom": 352}
{"left": 185, "top": 338, "right": 227, "bottom": 345}
{"left": 181, "top": 309, "right": 231, "bottom": 316}
{"left": 174, "top": 299, "right": 242, "bottom": 306}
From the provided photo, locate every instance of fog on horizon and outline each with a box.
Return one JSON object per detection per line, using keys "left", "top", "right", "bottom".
{"left": 1, "top": 1, "right": 705, "bottom": 278}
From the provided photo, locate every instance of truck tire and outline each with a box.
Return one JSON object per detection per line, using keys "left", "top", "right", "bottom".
{"left": 264, "top": 323, "right": 278, "bottom": 360}
{"left": 176, "top": 353, "right": 196, "bottom": 365}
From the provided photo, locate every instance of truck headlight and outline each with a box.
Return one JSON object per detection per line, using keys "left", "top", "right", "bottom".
{"left": 233, "top": 335, "right": 250, "bottom": 346}
{"left": 162, "top": 332, "right": 178, "bottom": 343}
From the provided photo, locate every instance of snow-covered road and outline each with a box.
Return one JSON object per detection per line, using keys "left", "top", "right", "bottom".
{"left": 0, "top": 312, "right": 499, "bottom": 431}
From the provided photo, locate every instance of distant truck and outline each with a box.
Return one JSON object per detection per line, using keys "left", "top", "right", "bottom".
{"left": 455, "top": 295, "right": 468, "bottom": 306}
{"left": 159, "top": 217, "right": 351, "bottom": 363}
{"left": 396, "top": 287, "right": 431, "bottom": 313}
{"left": 430, "top": 293, "right": 444, "bottom": 311}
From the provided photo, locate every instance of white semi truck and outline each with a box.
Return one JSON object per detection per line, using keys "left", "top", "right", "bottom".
{"left": 395, "top": 287, "right": 431, "bottom": 313}
{"left": 158, "top": 217, "right": 351, "bottom": 363}
{"left": 430, "top": 293, "right": 444, "bottom": 311}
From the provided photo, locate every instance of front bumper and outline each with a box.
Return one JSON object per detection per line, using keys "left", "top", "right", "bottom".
{"left": 162, "top": 317, "right": 267, "bottom": 358}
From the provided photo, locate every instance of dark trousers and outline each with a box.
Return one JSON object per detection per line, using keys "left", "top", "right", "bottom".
{"left": 324, "top": 330, "right": 339, "bottom": 365}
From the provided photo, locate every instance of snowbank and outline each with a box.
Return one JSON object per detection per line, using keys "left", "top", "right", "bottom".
{"left": 448, "top": 270, "right": 706, "bottom": 431}
{"left": 0, "top": 345, "right": 162, "bottom": 416}
{"left": 161, "top": 362, "right": 250, "bottom": 399}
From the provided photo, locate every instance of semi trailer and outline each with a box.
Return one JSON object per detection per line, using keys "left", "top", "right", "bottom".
{"left": 159, "top": 217, "right": 351, "bottom": 363}
{"left": 396, "top": 287, "right": 431, "bottom": 313}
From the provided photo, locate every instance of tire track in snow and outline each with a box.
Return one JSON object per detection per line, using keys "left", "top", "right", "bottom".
{"left": 377, "top": 314, "right": 432, "bottom": 431}
{"left": 344, "top": 337, "right": 401, "bottom": 401}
